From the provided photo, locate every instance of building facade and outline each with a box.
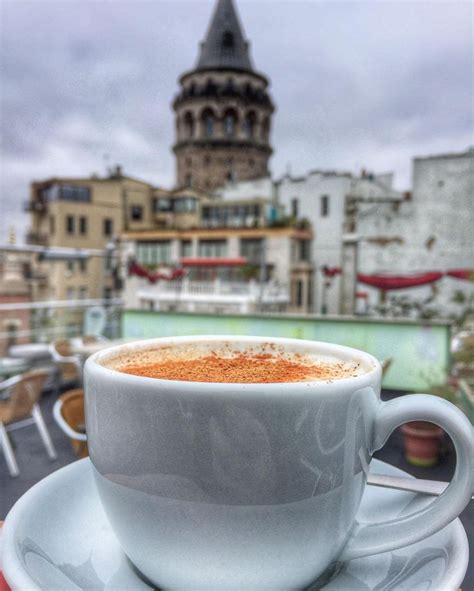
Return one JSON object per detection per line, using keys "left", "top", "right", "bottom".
{"left": 173, "top": 0, "right": 274, "bottom": 191}
{"left": 355, "top": 148, "right": 474, "bottom": 318}
{"left": 215, "top": 169, "right": 402, "bottom": 314}
{"left": 26, "top": 167, "right": 156, "bottom": 301}
{"left": 122, "top": 198, "right": 313, "bottom": 314}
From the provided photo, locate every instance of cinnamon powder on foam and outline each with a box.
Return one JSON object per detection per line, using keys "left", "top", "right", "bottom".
{"left": 117, "top": 353, "right": 356, "bottom": 384}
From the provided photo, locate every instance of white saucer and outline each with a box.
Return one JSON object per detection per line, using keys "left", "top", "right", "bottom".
{"left": 2, "top": 459, "right": 468, "bottom": 590}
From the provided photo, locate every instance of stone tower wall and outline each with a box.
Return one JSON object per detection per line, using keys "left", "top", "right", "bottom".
{"left": 173, "top": 70, "right": 273, "bottom": 191}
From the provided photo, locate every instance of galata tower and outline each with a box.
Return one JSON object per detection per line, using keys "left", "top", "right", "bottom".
{"left": 173, "top": 0, "right": 274, "bottom": 191}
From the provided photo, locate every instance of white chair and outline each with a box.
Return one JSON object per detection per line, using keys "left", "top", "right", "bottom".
{"left": 48, "top": 339, "right": 82, "bottom": 386}
{"left": 0, "top": 369, "right": 57, "bottom": 477}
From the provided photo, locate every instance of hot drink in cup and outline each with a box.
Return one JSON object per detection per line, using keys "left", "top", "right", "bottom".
{"left": 85, "top": 336, "right": 473, "bottom": 590}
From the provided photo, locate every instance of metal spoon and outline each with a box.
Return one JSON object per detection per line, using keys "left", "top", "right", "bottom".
{"left": 367, "top": 473, "right": 474, "bottom": 500}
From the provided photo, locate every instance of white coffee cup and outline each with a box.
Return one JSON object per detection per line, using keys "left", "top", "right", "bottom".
{"left": 84, "top": 336, "right": 473, "bottom": 590}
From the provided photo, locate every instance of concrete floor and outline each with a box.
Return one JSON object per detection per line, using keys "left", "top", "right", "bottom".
{"left": 1, "top": 389, "right": 472, "bottom": 590}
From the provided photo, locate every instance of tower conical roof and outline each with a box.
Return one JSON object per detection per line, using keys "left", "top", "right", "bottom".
{"left": 196, "top": 0, "right": 253, "bottom": 71}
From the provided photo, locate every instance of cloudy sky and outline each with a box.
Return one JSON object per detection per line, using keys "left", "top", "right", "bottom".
{"left": 1, "top": 0, "right": 472, "bottom": 241}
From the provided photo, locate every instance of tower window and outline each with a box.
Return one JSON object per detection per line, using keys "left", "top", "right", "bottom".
{"left": 222, "top": 31, "right": 234, "bottom": 48}
{"left": 243, "top": 111, "right": 256, "bottom": 139}
{"left": 183, "top": 112, "right": 195, "bottom": 138}
{"left": 185, "top": 174, "right": 193, "bottom": 188}
{"left": 224, "top": 111, "right": 237, "bottom": 138}
{"left": 202, "top": 109, "right": 215, "bottom": 138}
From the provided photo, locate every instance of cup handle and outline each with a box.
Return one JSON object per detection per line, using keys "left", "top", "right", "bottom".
{"left": 340, "top": 394, "right": 473, "bottom": 561}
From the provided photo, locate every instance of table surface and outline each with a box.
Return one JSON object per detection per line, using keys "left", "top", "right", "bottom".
{"left": 0, "top": 358, "right": 31, "bottom": 379}
{"left": 8, "top": 344, "right": 50, "bottom": 360}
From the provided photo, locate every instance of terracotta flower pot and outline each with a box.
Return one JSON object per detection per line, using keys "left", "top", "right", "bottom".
{"left": 401, "top": 421, "right": 444, "bottom": 467}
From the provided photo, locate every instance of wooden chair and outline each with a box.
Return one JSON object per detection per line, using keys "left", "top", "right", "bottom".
{"left": 53, "top": 388, "right": 88, "bottom": 458}
{"left": 48, "top": 339, "right": 81, "bottom": 384}
{"left": 0, "top": 369, "right": 57, "bottom": 477}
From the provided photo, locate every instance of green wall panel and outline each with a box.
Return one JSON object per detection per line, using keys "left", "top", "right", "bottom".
{"left": 123, "top": 310, "right": 451, "bottom": 392}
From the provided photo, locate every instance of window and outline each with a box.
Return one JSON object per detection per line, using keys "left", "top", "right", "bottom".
{"left": 243, "top": 112, "right": 256, "bottom": 139}
{"left": 183, "top": 112, "right": 195, "bottom": 138}
{"left": 202, "top": 110, "right": 215, "bottom": 138}
{"left": 185, "top": 174, "right": 192, "bottom": 188}
{"left": 49, "top": 216, "right": 55, "bottom": 235}
{"left": 39, "top": 184, "right": 59, "bottom": 201}
{"left": 180, "top": 240, "right": 192, "bottom": 257}
{"left": 296, "top": 280, "right": 304, "bottom": 307}
{"left": 78, "top": 287, "right": 88, "bottom": 299}
{"left": 66, "top": 215, "right": 75, "bottom": 234}
{"left": 59, "top": 185, "right": 91, "bottom": 202}
{"left": 321, "top": 195, "right": 329, "bottom": 217}
{"left": 240, "top": 238, "right": 263, "bottom": 263}
{"left": 130, "top": 205, "right": 143, "bottom": 221}
{"left": 224, "top": 111, "right": 237, "bottom": 138}
{"left": 79, "top": 258, "right": 88, "bottom": 272}
{"left": 198, "top": 240, "right": 227, "bottom": 258}
{"left": 298, "top": 240, "right": 311, "bottom": 262}
{"left": 291, "top": 198, "right": 299, "bottom": 218}
{"left": 79, "top": 216, "right": 87, "bottom": 235}
{"left": 66, "top": 260, "right": 74, "bottom": 272}
{"left": 103, "top": 287, "right": 112, "bottom": 300}
{"left": 103, "top": 218, "right": 113, "bottom": 237}
{"left": 66, "top": 287, "right": 75, "bottom": 300}
{"left": 136, "top": 241, "right": 171, "bottom": 265}
{"left": 155, "top": 198, "right": 173, "bottom": 212}
{"left": 175, "top": 197, "right": 196, "bottom": 213}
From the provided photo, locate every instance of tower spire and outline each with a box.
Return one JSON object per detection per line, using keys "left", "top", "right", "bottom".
{"left": 196, "top": 0, "right": 253, "bottom": 71}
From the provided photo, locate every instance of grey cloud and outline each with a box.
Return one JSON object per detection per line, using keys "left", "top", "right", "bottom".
{"left": 1, "top": 0, "right": 472, "bottom": 241}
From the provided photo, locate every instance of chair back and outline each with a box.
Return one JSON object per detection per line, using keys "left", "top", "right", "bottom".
{"left": 0, "top": 369, "right": 49, "bottom": 424}
{"left": 58, "top": 388, "right": 88, "bottom": 457}
{"left": 52, "top": 339, "right": 73, "bottom": 358}
{"left": 49, "top": 339, "right": 80, "bottom": 381}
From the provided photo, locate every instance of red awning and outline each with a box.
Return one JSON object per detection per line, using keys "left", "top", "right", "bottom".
{"left": 128, "top": 261, "right": 186, "bottom": 283}
{"left": 357, "top": 272, "right": 443, "bottom": 290}
{"left": 446, "top": 269, "right": 474, "bottom": 281}
{"left": 180, "top": 257, "right": 247, "bottom": 267}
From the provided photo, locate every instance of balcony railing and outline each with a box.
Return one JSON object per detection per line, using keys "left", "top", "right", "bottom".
{"left": 134, "top": 279, "right": 289, "bottom": 312}
{"left": 24, "top": 200, "right": 48, "bottom": 213}
{"left": 0, "top": 299, "right": 123, "bottom": 353}
{"left": 25, "top": 231, "right": 49, "bottom": 245}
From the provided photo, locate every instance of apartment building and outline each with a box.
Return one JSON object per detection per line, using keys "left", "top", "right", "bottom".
{"left": 26, "top": 167, "right": 157, "bottom": 301}
{"left": 122, "top": 201, "right": 313, "bottom": 314}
